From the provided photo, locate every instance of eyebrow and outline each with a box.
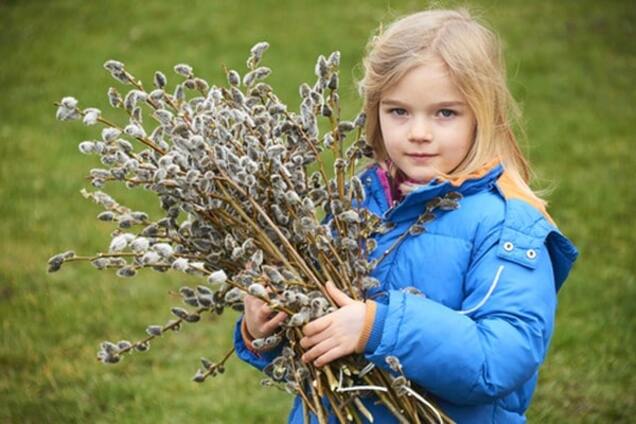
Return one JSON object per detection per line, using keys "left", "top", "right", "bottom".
{"left": 380, "top": 99, "right": 467, "bottom": 108}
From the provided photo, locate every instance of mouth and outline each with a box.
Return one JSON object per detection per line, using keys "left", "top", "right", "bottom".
{"left": 406, "top": 153, "right": 437, "bottom": 158}
{"left": 405, "top": 153, "right": 437, "bottom": 164}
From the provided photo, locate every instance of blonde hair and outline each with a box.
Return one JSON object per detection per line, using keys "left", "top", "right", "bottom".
{"left": 358, "top": 8, "right": 546, "bottom": 207}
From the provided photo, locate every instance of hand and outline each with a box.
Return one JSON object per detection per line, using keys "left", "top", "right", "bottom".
{"left": 300, "top": 281, "right": 366, "bottom": 367}
{"left": 243, "top": 293, "right": 287, "bottom": 340}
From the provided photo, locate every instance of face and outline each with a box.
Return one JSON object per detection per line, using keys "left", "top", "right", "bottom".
{"left": 379, "top": 59, "right": 476, "bottom": 183}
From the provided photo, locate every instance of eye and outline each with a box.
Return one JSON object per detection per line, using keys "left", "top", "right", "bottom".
{"left": 389, "top": 108, "right": 408, "bottom": 117}
{"left": 438, "top": 109, "right": 456, "bottom": 118}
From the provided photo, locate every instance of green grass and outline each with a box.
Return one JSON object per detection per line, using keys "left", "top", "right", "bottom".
{"left": 1, "top": 0, "right": 635, "bottom": 422}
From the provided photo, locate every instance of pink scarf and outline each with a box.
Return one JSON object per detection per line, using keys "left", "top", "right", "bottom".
{"left": 374, "top": 161, "right": 420, "bottom": 206}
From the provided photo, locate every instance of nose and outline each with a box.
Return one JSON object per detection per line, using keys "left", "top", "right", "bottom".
{"left": 408, "top": 116, "right": 433, "bottom": 142}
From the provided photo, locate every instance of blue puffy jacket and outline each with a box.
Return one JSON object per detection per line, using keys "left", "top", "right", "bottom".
{"left": 234, "top": 162, "right": 578, "bottom": 423}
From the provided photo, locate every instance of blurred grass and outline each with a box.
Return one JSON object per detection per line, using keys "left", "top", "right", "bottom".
{"left": 1, "top": 0, "right": 634, "bottom": 422}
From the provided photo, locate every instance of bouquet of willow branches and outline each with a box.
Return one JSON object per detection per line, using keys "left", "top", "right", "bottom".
{"left": 49, "top": 42, "right": 456, "bottom": 424}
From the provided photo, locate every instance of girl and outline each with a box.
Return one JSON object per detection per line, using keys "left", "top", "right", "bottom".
{"left": 235, "top": 8, "right": 578, "bottom": 423}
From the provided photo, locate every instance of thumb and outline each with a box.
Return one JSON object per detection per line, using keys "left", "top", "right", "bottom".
{"left": 326, "top": 281, "right": 354, "bottom": 307}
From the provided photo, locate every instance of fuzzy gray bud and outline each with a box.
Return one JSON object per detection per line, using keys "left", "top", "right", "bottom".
{"left": 247, "top": 41, "right": 269, "bottom": 68}
{"left": 385, "top": 355, "right": 403, "bottom": 373}
{"left": 337, "top": 121, "right": 355, "bottom": 134}
{"left": 78, "top": 141, "right": 95, "bottom": 155}
{"left": 153, "top": 243, "right": 174, "bottom": 258}
{"left": 250, "top": 41, "right": 269, "bottom": 59}
{"left": 408, "top": 224, "right": 425, "bottom": 236}
{"left": 285, "top": 190, "right": 301, "bottom": 205}
{"left": 192, "top": 370, "right": 206, "bottom": 383}
{"left": 141, "top": 251, "right": 161, "bottom": 265}
{"left": 208, "top": 270, "right": 228, "bottom": 285}
{"left": 146, "top": 325, "right": 163, "bottom": 337}
{"left": 154, "top": 71, "right": 167, "bottom": 89}
{"left": 47, "top": 254, "right": 65, "bottom": 272}
{"left": 262, "top": 266, "right": 284, "bottom": 284}
{"left": 135, "top": 341, "right": 150, "bottom": 352}
{"left": 350, "top": 176, "right": 365, "bottom": 201}
{"left": 243, "top": 67, "right": 271, "bottom": 87}
{"left": 104, "top": 60, "right": 124, "bottom": 73}
{"left": 91, "top": 258, "right": 109, "bottom": 270}
{"left": 109, "top": 234, "right": 129, "bottom": 252}
{"left": 116, "top": 266, "right": 137, "bottom": 278}
{"left": 101, "top": 127, "right": 121, "bottom": 142}
{"left": 288, "top": 309, "right": 310, "bottom": 327}
{"left": 82, "top": 108, "right": 101, "bottom": 126}
{"left": 171, "top": 307, "right": 189, "bottom": 320}
{"left": 227, "top": 70, "right": 241, "bottom": 87}
{"left": 96, "top": 211, "right": 114, "bottom": 221}
{"left": 327, "top": 51, "right": 340, "bottom": 67}
{"left": 124, "top": 123, "right": 146, "bottom": 139}
{"left": 107, "top": 87, "right": 123, "bottom": 108}
{"left": 153, "top": 109, "right": 173, "bottom": 125}
{"left": 339, "top": 210, "right": 360, "bottom": 224}
{"left": 248, "top": 283, "right": 267, "bottom": 298}
{"left": 224, "top": 287, "right": 243, "bottom": 304}
{"left": 361, "top": 276, "right": 380, "bottom": 289}
{"left": 354, "top": 112, "right": 366, "bottom": 128}
{"left": 174, "top": 64, "right": 193, "bottom": 78}
{"left": 314, "top": 55, "right": 328, "bottom": 79}
{"left": 327, "top": 73, "right": 338, "bottom": 91}
{"left": 172, "top": 257, "right": 189, "bottom": 272}
{"left": 130, "top": 237, "right": 149, "bottom": 252}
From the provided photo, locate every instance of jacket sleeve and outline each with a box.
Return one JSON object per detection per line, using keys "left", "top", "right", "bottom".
{"left": 233, "top": 315, "right": 284, "bottom": 371}
{"left": 363, "top": 222, "right": 559, "bottom": 405}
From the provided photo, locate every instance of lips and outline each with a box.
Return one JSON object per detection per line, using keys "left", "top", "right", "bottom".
{"left": 406, "top": 153, "right": 437, "bottom": 158}
{"left": 405, "top": 153, "right": 437, "bottom": 165}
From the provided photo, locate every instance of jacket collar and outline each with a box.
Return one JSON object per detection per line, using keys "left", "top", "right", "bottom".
{"left": 361, "top": 159, "right": 504, "bottom": 223}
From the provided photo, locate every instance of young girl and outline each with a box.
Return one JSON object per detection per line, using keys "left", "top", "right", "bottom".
{"left": 235, "top": 8, "right": 578, "bottom": 423}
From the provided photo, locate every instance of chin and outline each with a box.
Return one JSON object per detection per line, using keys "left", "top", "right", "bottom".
{"left": 403, "top": 170, "right": 434, "bottom": 184}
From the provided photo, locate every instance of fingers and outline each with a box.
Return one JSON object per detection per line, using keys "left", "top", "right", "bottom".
{"left": 326, "top": 281, "right": 354, "bottom": 307}
{"left": 313, "top": 346, "right": 347, "bottom": 367}
{"left": 302, "top": 315, "right": 331, "bottom": 337}
{"left": 299, "top": 329, "right": 330, "bottom": 350}
{"left": 244, "top": 294, "right": 265, "bottom": 311}
{"left": 245, "top": 295, "right": 273, "bottom": 319}
{"left": 262, "top": 311, "right": 287, "bottom": 334}
{"left": 301, "top": 338, "right": 339, "bottom": 365}
{"left": 259, "top": 302, "right": 274, "bottom": 319}
{"left": 244, "top": 295, "right": 283, "bottom": 339}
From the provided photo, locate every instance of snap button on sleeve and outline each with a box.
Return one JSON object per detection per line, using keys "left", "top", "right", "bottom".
{"left": 496, "top": 227, "right": 543, "bottom": 269}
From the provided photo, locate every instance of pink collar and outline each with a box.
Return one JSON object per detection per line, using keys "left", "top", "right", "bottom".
{"left": 374, "top": 162, "right": 418, "bottom": 206}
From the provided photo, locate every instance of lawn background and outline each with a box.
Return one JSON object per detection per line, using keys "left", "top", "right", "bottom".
{"left": 1, "top": 0, "right": 634, "bottom": 422}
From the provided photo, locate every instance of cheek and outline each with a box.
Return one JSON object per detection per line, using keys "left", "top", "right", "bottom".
{"left": 441, "top": 121, "right": 474, "bottom": 149}
{"left": 378, "top": 115, "right": 390, "bottom": 137}
{"left": 459, "top": 123, "right": 476, "bottom": 152}
{"left": 378, "top": 118, "right": 391, "bottom": 146}
{"left": 379, "top": 118, "right": 402, "bottom": 146}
